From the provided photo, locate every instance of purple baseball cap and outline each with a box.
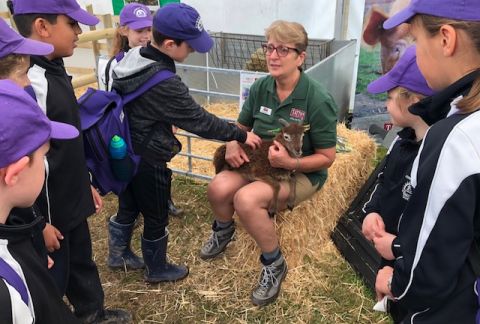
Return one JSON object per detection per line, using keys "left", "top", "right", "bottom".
{"left": 0, "top": 19, "right": 53, "bottom": 59}
{"left": 12, "top": 0, "right": 99, "bottom": 26}
{"left": 0, "top": 80, "right": 79, "bottom": 168}
{"left": 120, "top": 3, "right": 152, "bottom": 30}
{"left": 384, "top": 0, "right": 480, "bottom": 29}
{"left": 368, "top": 46, "right": 434, "bottom": 96}
{"left": 153, "top": 3, "right": 213, "bottom": 53}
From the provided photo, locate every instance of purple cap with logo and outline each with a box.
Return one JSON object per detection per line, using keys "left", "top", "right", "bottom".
{"left": 384, "top": 0, "right": 480, "bottom": 29}
{"left": 0, "top": 19, "right": 53, "bottom": 59}
{"left": 368, "top": 46, "right": 434, "bottom": 96}
{"left": 120, "top": 3, "right": 152, "bottom": 30}
{"left": 0, "top": 80, "right": 79, "bottom": 168}
{"left": 153, "top": 3, "right": 213, "bottom": 53}
{"left": 12, "top": 0, "right": 99, "bottom": 26}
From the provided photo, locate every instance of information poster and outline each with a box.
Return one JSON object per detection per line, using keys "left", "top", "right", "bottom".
{"left": 239, "top": 71, "right": 267, "bottom": 111}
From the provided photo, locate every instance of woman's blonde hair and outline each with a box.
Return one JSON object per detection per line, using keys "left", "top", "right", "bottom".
{"left": 265, "top": 20, "right": 308, "bottom": 52}
{"left": 0, "top": 54, "right": 28, "bottom": 79}
{"left": 412, "top": 15, "right": 480, "bottom": 113}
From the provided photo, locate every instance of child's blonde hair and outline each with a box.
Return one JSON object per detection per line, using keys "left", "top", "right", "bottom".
{"left": 0, "top": 54, "right": 28, "bottom": 79}
{"left": 413, "top": 15, "right": 480, "bottom": 113}
{"left": 110, "top": 26, "right": 130, "bottom": 57}
{"left": 394, "top": 87, "right": 426, "bottom": 111}
{"left": 265, "top": 20, "right": 308, "bottom": 53}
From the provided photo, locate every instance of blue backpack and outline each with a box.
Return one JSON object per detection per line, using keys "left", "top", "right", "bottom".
{"left": 78, "top": 70, "right": 175, "bottom": 195}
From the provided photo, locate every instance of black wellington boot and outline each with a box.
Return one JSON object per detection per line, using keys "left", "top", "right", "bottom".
{"left": 108, "top": 215, "right": 144, "bottom": 270}
{"left": 141, "top": 229, "right": 189, "bottom": 283}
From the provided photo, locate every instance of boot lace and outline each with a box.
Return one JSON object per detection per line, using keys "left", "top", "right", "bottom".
{"left": 256, "top": 264, "right": 279, "bottom": 295}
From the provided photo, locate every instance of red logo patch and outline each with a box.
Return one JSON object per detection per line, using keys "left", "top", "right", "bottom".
{"left": 290, "top": 108, "right": 305, "bottom": 120}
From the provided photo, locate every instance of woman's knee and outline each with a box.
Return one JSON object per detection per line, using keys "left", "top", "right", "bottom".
{"left": 207, "top": 173, "right": 242, "bottom": 204}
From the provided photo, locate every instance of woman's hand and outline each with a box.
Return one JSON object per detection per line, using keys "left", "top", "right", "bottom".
{"left": 225, "top": 141, "right": 250, "bottom": 168}
{"left": 268, "top": 140, "right": 296, "bottom": 169}
{"left": 43, "top": 223, "right": 63, "bottom": 253}
{"left": 362, "top": 212, "right": 385, "bottom": 241}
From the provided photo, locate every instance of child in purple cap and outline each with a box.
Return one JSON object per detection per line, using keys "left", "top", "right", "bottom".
{"left": 374, "top": 1, "right": 480, "bottom": 323}
{"left": 0, "top": 79, "right": 81, "bottom": 323}
{"left": 100, "top": 3, "right": 152, "bottom": 91}
{"left": 359, "top": 45, "right": 433, "bottom": 321}
{"left": 109, "top": 3, "right": 261, "bottom": 284}
{"left": 0, "top": 18, "right": 52, "bottom": 87}
{"left": 9, "top": 0, "right": 131, "bottom": 322}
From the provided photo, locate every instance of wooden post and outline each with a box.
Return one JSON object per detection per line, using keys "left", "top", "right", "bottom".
{"left": 102, "top": 14, "right": 114, "bottom": 55}
{"left": 86, "top": 4, "right": 100, "bottom": 59}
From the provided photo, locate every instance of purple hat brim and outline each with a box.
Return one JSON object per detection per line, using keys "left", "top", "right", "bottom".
{"left": 383, "top": 6, "right": 417, "bottom": 29}
{"left": 13, "top": 38, "right": 54, "bottom": 56}
{"left": 125, "top": 20, "right": 152, "bottom": 31}
{"left": 185, "top": 30, "right": 213, "bottom": 53}
{"left": 367, "top": 75, "right": 397, "bottom": 94}
{"left": 49, "top": 120, "right": 79, "bottom": 140}
{"left": 67, "top": 8, "right": 100, "bottom": 26}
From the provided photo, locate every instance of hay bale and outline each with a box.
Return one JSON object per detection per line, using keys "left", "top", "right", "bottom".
{"left": 243, "top": 48, "right": 268, "bottom": 72}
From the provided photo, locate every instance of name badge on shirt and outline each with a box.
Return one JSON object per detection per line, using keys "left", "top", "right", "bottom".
{"left": 260, "top": 106, "right": 272, "bottom": 116}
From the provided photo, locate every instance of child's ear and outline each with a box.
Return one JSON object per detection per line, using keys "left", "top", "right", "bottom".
{"left": 32, "top": 18, "right": 53, "bottom": 39}
{"left": 163, "top": 39, "right": 176, "bottom": 49}
{"left": 3, "top": 157, "right": 30, "bottom": 186}
{"left": 439, "top": 24, "right": 457, "bottom": 57}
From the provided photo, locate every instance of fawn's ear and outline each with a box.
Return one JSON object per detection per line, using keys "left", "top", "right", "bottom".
{"left": 278, "top": 118, "right": 289, "bottom": 127}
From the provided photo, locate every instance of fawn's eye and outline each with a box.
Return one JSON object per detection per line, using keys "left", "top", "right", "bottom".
{"left": 283, "top": 133, "right": 291, "bottom": 142}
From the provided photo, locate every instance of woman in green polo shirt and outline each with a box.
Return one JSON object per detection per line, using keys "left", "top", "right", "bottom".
{"left": 199, "top": 20, "right": 338, "bottom": 306}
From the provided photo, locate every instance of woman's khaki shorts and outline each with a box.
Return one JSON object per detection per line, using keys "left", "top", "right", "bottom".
{"left": 287, "top": 173, "right": 320, "bottom": 206}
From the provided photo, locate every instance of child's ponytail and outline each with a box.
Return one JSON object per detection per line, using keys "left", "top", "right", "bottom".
{"left": 110, "top": 28, "right": 129, "bottom": 57}
{"left": 457, "top": 76, "right": 480, "bottom": 113}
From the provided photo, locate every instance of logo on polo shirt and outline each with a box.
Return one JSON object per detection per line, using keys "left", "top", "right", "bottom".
{"left": 290, "top": 108, "right": 305, "bottom": 121}
{"left": 134, "top": 8, "right": 148, "bottom": 18}
{"left": 195, "top": 16, "right": 204, "bottom": 32}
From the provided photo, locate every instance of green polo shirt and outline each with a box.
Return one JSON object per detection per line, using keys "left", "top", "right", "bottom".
{"left": 238, "top": 72, "right": 337, "bottom": 186}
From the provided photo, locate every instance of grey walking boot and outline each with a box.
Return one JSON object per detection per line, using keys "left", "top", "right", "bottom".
{"left": 141, "top": 229, "right": 189, "bottom": 283}
{"left": 108, "top": 215, "right": 144, "bottom": 270}
{"left": 251, "top": 254, "right": 288, "bottom": 306}
{"left": 199, "top": 221, "right": 235, "bottom": 260}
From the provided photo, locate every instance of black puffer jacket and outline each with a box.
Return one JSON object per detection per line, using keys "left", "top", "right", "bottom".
{"left": 112, "top": 44, "right": 247, "bottom": 164}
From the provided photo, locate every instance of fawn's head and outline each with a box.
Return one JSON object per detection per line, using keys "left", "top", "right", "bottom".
{"left": 275, "top": 118, "right": 309, "bottom": 158}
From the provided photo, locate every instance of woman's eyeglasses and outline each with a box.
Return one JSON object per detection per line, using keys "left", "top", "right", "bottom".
{"left": 262, "top": 44, "right": 300, "bottom": 57}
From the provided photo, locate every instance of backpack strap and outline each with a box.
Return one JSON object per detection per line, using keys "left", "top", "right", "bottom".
{"left": 0, "top": 278, "right": 13, "bottom": 324}
{"left": 121, "top": 70, "right": 175, "bottom": 156}
{"left": 104, "top": 55, "right": 118, "bottom": 92}
{"left": 122, "top": 70, "right": 175, "bottom": 104}
{"left": 0, "top": 257, "right": 29, "bottom": 306}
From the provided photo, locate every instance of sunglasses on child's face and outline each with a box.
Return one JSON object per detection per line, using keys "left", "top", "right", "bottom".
{"left": 262, "top": 43, "right": 300, "bottom": 57}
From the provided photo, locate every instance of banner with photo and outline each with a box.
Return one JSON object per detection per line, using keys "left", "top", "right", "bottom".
{"left": 353, "top": 0, "right": 413, "bottom": 134}
{"left": 111, "top": 0, "right": 180, "bottom": 15}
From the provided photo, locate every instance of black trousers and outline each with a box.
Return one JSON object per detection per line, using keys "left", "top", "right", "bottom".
{"left": 48, "top": 219, "right": 104, "bottom": 317}
{"left": 116, "top": 160, "right": 171, "bottom": 240}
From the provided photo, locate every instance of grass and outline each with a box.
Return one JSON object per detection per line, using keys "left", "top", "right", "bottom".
{"left": 89, "top": 174, "right": 392, "bottom": 323}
